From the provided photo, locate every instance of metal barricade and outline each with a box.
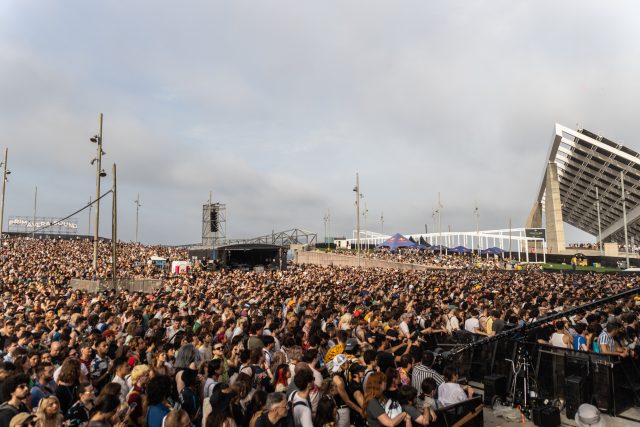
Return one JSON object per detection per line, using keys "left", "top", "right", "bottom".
{"left": 69, "top": 278, "right": 163, "bottom": 294}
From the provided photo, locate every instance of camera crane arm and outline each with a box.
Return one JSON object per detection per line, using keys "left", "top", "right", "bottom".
{"left": 446, "top": 284, "right": 640, "bottom": 358}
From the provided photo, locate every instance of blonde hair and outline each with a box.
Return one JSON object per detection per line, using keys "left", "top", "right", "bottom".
{"left": 36, "top": 396, "right": 64, "bottom": 427}
{"left": 131, "top": 364, "right": 151, "bottom": 384}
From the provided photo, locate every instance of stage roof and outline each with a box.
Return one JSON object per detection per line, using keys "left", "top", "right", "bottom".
{"left": 537, "top": 124, "right": 640, "bottom": 243}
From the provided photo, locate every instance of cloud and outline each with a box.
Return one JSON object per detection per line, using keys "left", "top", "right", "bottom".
{"left": 1, "top": 1, "right": 640, "bottom": 244}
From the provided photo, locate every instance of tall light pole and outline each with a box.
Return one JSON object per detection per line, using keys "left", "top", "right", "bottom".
{"left": 91, "top": 113, "right": 106, "bottom": 271}
{"left": 474, "top": 203, "right": 480, "bottom": 254}
{"left": 437, "top": 192, "right": 443, "bottom": 256}
{"left": 322, "top": 211, "right": 329, "bottom": 244}
{"left": 134, "top": 194, "right": 141, "bottom": 243}
{"left": 0, "top": 148, "right": 9, "bottom": 243}
{"left": 362, "top": 202, "right": 368, "bottom": 249}
{"left": 380, "top": 211, "right": 384, "bottom": 235}
{"left": 112, "top": 164, "right": 117, "bottom": 283}
{"left": 595, "top": 187, "right": 603, "bottom": 254}
{"left": 620, "top": 171, "right": 630, "bottom": 268}
{"left": 353, "top": 173, "right": 361, "bottom": 256}
{"left": 32, "top": 186, "right": 37, "bottom": 238}
{"left": 88, "top": 197, "right": 92, "bottom": 237}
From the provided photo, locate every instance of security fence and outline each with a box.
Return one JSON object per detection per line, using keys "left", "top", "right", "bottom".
{"left": 69, "top": 278, "right": 163, "bottom": 293}
{"left": 427, "top": 331, "right": 640, "bottom": 418}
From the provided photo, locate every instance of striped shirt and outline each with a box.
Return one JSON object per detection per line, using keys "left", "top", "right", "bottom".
{"left": 411, "top": 364, "right": 445, "bottom": 390}
{"left": 597, "top": 330, "right": 616, "bottom": 352}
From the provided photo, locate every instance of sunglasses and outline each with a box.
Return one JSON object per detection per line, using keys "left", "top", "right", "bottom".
{"left": 214, "top": 346, "right": 223, "bottom": 350}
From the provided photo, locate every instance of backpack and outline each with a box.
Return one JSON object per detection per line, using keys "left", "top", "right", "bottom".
{"left": 384, "top": 399, "right": 402, "bottom": 418}
{"left": 286, "top": 393, "right": 310, "bottom": 427}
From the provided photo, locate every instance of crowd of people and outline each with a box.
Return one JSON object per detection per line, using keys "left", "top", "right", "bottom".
{"left": 0, "top": 236, "right": 637, "bottom": 427}
{"left": 335, "top": 248, "right": 509, "bottom": 270}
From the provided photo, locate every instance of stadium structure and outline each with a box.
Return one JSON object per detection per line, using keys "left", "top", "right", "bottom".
{"left": 526, "top": 123, "right": 640, "bottom": 255}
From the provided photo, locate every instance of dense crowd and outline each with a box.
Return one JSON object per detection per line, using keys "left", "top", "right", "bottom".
{"left": 335, "top": 248, "right": 509, "bottom": 270}
{"left": 0, "top": 237, "right": 637, "bottom": 427}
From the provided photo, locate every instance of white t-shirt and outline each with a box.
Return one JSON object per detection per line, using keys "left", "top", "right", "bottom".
{"left": 464, "top": 317, "right": 480, "bottom": 334}
{"left": 399, "top": 321, "right": 410, "bottom": 337}
{"left": 437, "top": 382, "right": 468, "bottom": 407}
{"left": 290, "top": 392, "right": 313, "bottom": 427}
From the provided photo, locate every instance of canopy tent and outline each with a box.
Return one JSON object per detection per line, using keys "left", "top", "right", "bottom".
{"left": 481, "top": 247, "right": 504, "bottom": 255}
{"left": 377, "top": 233, "right": 417, "bottom": 252}
{"left": 449, "top": 246, "right": 472, "bottom": 254}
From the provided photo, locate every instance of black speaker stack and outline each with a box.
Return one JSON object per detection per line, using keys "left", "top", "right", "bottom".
{"left": 483, "top": 374, "right": 507, "bottom": 405}
{"left": 565, "top": 375, "right": 586, "bottom": 419}
{"left": 532, "top": 405, "right": 560, "bottom": 427}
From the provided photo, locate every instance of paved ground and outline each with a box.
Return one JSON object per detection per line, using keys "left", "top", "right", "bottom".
{"left": 484, "top": 406, "right": 640, "bottom": 426}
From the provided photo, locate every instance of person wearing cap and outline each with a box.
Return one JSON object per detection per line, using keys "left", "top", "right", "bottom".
{"left": 8, "top": 413, "right": 35, "bottom": 427}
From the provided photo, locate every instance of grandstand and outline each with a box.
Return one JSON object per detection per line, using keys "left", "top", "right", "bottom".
{"left": 527, "top": 124, "right": 640, "bottom": 255}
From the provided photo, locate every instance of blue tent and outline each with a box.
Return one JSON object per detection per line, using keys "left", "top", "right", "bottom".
{"left": 449, "top": 246, "right": 472, "bottom": 254}
{"left": 377, "top": 233, "right": 417, "bottom": 252}
{"left": 481, "top": 247, "right": 504, "bottom": 255}
{"left": 427, "top": 245, "right": 449, "bottom": 252}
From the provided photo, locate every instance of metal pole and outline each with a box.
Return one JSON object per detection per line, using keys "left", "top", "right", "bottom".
{"left": 621, "top": 171, "right": 630, "bottom": 268}
{"left": 509, "top": 218, "right": 512, "bottom": 259}
{"left": 323, "top": 212, "right": 328, "bottom": 244}
{"left": 88, "top": 197, "right": 92, "bottom": 237}
{"left": 355, "top": 173, "right": 360, "bottom": 258}
{"left": 475, "top": 204, "right": 480, "bottom": 254}
{"left": 438, "top": 193, "right": 442, "bottom": 256}
{"left": 363, "top": 202, "right": 368, "bottom": 250}
{"left": 0, "top": 148, "right": 7, "bottom": 242}
{"left": 381, "top": 211, "right": 384, "bottom": 235}
{"left": 32, "top": 186, "right": 37, "bottom": 238}
{"left": 93, "top": 113, "right": 104, "bottom": 271}
{"left": 134, "top": 193, "right": 140, "bottom": 243}
{"left": 112, "top": 163, "right": 117, "bottom": 283}
{"left": 596, "top": 187, "right": 603, "bottom": 254}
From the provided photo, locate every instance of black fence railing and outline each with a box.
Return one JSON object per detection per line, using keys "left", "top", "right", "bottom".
{"left": 423, "top": 332, "right": 640, "bottom": 416}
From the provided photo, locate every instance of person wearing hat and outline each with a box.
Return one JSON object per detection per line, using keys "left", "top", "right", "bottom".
{"left": 8, "top": 413, "right": 35, "bottom": 427}
{"left": 575, "top": 403, "right": 605, "bottom": 427}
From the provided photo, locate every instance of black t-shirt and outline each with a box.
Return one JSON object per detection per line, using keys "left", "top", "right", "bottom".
{"left": 254, "top": 412, "right": 286, "bottom": 427}
{"left": 0, "top": 402, "right": 28, "bottom": 427}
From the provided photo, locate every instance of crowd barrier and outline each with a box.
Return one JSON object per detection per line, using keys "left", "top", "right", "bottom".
{"left": 295, "top": 251, "right": 444, "bottom": 271}
{"left": 425, "top": 332, "right": 640, "bottom": 416}
{"left": 69, "top": 278, "right": 163, "bottom": 294}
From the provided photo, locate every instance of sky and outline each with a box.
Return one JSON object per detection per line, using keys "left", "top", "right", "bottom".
{"left": 1, "top": 1, "right": 640, "bottom": 245}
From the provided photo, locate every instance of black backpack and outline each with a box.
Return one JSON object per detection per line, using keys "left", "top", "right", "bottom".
{"left": 285, "top": 393, "right": 310, "bottom": 427}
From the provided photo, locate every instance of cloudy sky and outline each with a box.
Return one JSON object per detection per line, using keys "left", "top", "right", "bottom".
{"left": 1, "top": 1, "right": 639, "bottom": 245}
